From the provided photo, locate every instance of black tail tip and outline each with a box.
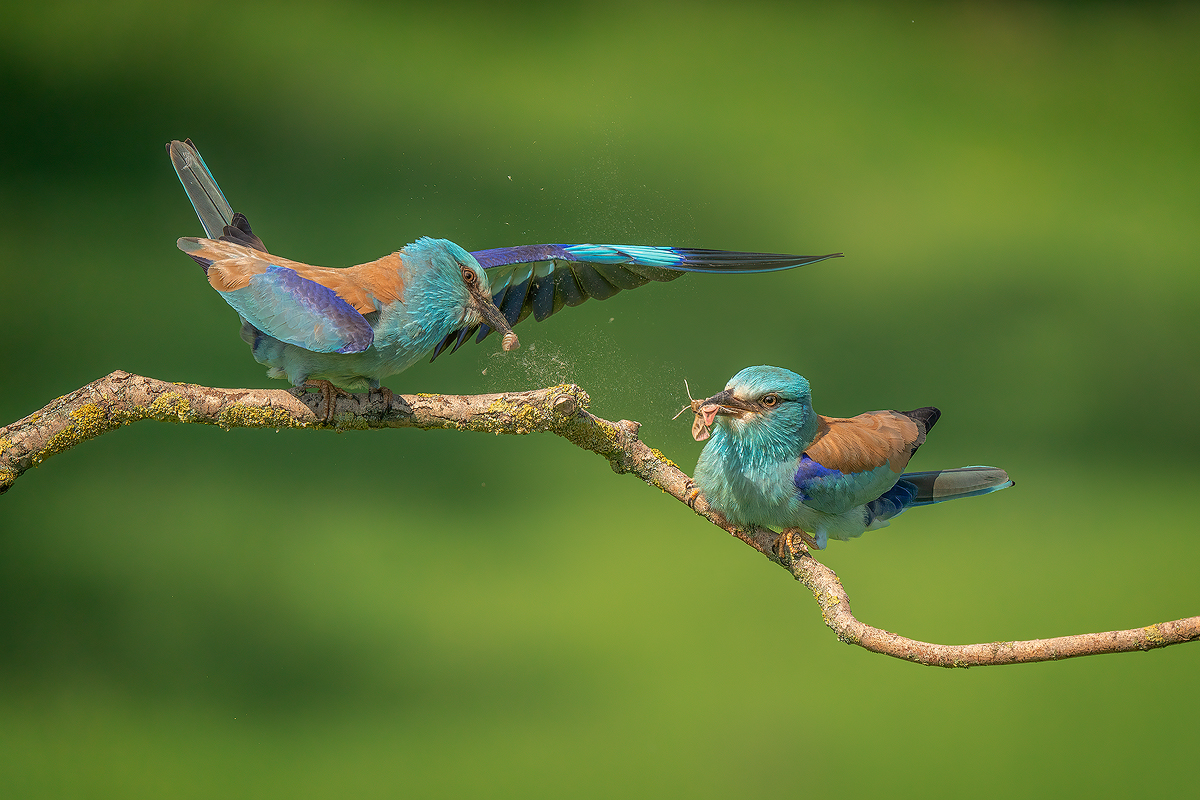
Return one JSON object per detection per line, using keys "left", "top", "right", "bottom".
{"left": 903, "top": 406, "right": 941, "bottom": 433}
{"left": 220, "top": 212, "right": 268, "bottom": 253}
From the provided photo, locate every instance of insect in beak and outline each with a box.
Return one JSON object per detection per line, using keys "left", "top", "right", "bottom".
{"left": 671, "top": 378, "right": 700, "bottom": 420}
{"left": 672, "top": 379, "right": 724, "bottom": 442}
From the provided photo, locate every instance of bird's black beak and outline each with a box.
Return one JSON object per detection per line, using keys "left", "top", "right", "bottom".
{"left": 471, "top": 288, "right": 520, "bottom": 352}
{"left": 691, "top": 390, "right": 757, "bottom": 441}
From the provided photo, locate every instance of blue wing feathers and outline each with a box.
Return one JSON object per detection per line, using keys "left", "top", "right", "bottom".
{"left": 472, "top": 245, "right": 572, "bottom": 268}
{"left": 865, "top": 480, "right": 919, "bottom": 524}
{"left": 793, "top": 453, "right": 903, "bottom": 515}
{"left": 430, "top": 245, "right": 840, "bottom": 361}
{"left": 792, "top": 454, "right": 843, "bottom": 502}
{"left": 473, "top": 244, "right": 841, "bottom": 273}
{"left": 499, "top": 275, "right": 533, "bottom": 326}
{"left": 561, "top": 244, "right": 683, "bottom": 267}
{"left": 226, "top": 266, "right": 374, "bottom": 355}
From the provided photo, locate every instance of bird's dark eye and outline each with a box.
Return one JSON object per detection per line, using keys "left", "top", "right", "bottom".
{"left": 762, "top": 394, "right": 780, "bottom": 408}
{"left": 461, "top": 266, "right": 478, "bottom": 286}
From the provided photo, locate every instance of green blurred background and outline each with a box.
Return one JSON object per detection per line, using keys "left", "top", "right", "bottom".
{"left": 2, "top": 1, "right": 1197, "bottom": 797}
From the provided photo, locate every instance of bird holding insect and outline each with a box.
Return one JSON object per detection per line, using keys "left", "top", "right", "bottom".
{"left": 688, "top": 366, "right": 1012, "bottom": 553}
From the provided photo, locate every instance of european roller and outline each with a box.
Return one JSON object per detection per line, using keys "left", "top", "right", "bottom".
{"left": 690, "top": 366, "right": 1012, "bottom": 552}
{"left": 169, "top": 140, "right": 841, "bottom": 412}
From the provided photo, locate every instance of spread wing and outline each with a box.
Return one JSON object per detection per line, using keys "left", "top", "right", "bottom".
{"left": 794, "top": 408, "right": 938, "bottom": 514}
{"left": 169, "top": 138, "right": 841, "bottom": 361}
{"left": 430, "top": 244, "right": 842, "bottom": 359}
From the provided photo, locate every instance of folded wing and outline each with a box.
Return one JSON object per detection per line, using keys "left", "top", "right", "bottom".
{"left": 178, "top": 238, "right": 374, "bottom": 354}
{"left": 794, "top": 409, "right": 935, "bottom": 514}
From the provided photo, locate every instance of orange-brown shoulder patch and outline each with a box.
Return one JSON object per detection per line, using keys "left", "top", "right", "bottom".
{"left": 806, "top": 411, "right": 922, "bottom": 474}
{"left": 185, "top": 239, "right": 272, "bottom": 292}
{"left": 277, "top": 253, "right": 406, "bottom": 314}
{"left": 190, "top": 238, "right": 407, "bottom": 316}
{"left": 206, "top": 258, "right": 265, "bottom": 292}
{"left": 343, "top": 252, "right": 407, "bottom": 306}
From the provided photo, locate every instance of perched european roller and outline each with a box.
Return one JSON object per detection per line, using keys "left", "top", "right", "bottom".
{"left": 169, "top": 139, "right": 840, "bottom": 411}
{"left": 690, "top": 366, "right": 1012, "bottom": 552}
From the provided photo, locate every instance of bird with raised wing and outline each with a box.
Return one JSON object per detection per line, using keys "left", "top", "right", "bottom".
{"left": 690, "top": 366, "right": 1012, "bottom": 553}
{"left": 169, "top": 140, "right": 841, "bottom": 414}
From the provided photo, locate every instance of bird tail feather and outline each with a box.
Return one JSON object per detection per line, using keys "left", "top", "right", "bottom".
{"left": 899, "top": 466, "right": 1014, "bottom": 506}
{"left": 168, "top": 139, "right": 235, "bottom": 239}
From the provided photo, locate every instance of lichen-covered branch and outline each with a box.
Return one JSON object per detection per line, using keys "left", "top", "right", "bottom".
{"left": 787, "top": 556, "right": 1200, "bottom": 666}
{"left": 2, "top": 370, "right": 1197, "bottom": 667}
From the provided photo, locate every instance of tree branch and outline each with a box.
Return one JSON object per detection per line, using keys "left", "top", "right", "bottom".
{"left": 3, "top": 370, "right": 1196, "bottom": 667}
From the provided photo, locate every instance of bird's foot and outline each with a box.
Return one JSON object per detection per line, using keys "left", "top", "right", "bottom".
{"left": 683, "top": 483, "right": 739, "bottom": 532}
{"left": 773, "top": 528, "right": 818, "bottom": 563}
{"left": 296, "top": 379, "right": 350, "bottom": 423}
{"left": 369, "top": 385, "right": 395, "bottom": 411}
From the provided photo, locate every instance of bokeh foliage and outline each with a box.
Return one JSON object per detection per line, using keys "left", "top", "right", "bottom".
{"left": 1, "top": 2, "right": 1197, "bottom": 797}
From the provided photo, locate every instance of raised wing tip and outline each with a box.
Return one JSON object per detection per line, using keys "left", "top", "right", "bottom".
{"left": 669, "top": 249, "right": 844, "bottom": 273}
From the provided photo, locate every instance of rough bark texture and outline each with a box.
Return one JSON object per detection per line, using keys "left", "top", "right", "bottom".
{"left": 3, "top": 370, "right": 1197, "bottom": 667}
